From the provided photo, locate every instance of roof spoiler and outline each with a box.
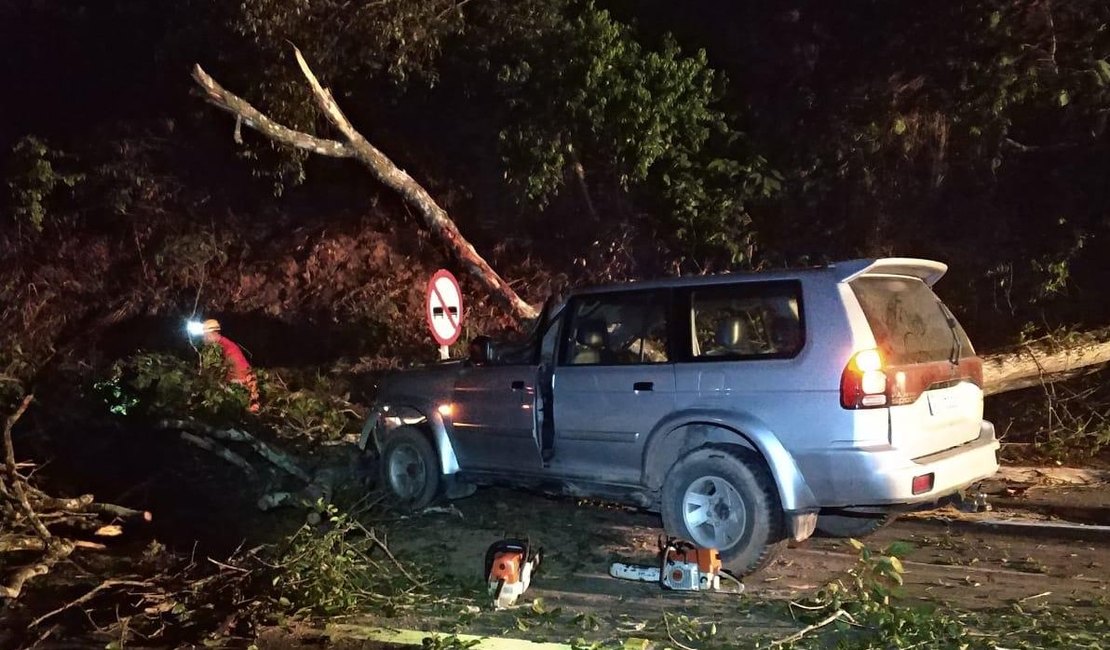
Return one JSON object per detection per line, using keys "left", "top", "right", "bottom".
{"left": 834, "top": 258, "right": 948, "bottom": 286}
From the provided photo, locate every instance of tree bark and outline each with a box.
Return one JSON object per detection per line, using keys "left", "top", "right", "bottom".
{"left": 179, "top": 432, "right": 258, "bottom": 477}
{"left": 192, "top": 52, "right": 538, "bottom": 321}
{"left": 981, "top": 330, "right": 1110, "bottom": 396}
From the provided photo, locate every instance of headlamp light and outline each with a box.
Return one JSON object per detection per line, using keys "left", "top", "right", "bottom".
{"left": 186, "top": 320, "right": 206, "bottom": 337}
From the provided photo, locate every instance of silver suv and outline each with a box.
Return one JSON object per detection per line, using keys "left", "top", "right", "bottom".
{"left": 360, "top": 258, "right": 999, "bottom": 574}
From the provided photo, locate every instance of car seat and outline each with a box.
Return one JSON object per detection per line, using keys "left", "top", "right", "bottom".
{"left": 711, "top": 316, "right": 753, "bottom": 355}
{"left": 572, "top": 319, "right": 608, "bottom": 365}
{"left": 769, "top": 315, "right": 801, "bottom": 353}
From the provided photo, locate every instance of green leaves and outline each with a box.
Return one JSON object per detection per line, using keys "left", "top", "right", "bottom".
{"left": 1096, "top": 59, "right": 1110, "bottom": 85}
{"left": 94, "top": 351, "right": 359, "bottom": 440}
{"left": 495, "top": 2, "right": 773, "bottom": 266}
{"left": 788, "top": 538, "right": 978, "bottom": 648}
{"left": 4, "top": 136, "right": 85, "bottom": 233}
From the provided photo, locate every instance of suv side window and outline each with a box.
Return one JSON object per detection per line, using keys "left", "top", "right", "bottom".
{"left": 561, "top": 291, "right": 670, "bottom": 366}
{"left": 687, "top": 281, "right": 804, "bottom": 360}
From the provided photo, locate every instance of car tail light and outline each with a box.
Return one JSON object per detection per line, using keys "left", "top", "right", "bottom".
{"left": 912, "top": 473, "right": 934, "bottom": 495}
{"left": 840, "top": 349, "right": 889, "bottom": 409}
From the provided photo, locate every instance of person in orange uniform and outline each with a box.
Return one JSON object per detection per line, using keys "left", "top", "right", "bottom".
{"left": 201, "top": 319, "right": 260, "bottom": 413}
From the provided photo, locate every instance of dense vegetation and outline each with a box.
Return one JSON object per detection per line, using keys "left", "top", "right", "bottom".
{"left": 3, "top": 1, "right": 1108, "bottom": 366}
{"left": 1, "top": 2, "right": 1108, "bottom": 645}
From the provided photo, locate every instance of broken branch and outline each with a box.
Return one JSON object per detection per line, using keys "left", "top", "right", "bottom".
{"left": 4, "top": 395, "right": 51, "bottom": 542}
{"left": 159, "top": 419, "right": 311, "bottom": 482}
{"left": 192, "top": 49, "right": 538, "bottom": 321}
{"left": 770, "top": 609, "right": 855, "bottom": 647}
{"left": 205, "top": 427, "right": 312, "bottom": 483}
{"left": 191, "top": 65, "right": 355, "bottom": 159}
{"left": 179, "top": 432, "right": 258, "bottom": 477}
{"left": 1, "top": 539, "right": 74, "bottom": 600}
{"left": 291, "top": 46, "right": 537, "bottom": 321}
{"left": 28, "top": 579, "right": 152, "bottom": 628}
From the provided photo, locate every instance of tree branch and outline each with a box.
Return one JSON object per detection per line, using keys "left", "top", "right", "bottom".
{"left": 190, "top": 49, "right": 538, "bottom": 321}
{"left": 0, "top": 539, "right": 74, "bottom": 600}
{"left": 290, "top": 47, "right": 537, "bottom": 320}
{"left": 179, "top": 432, "right": 258, "bottom": 477}
{"left": 159, "top": 419, "right": 312, "bottom": 483}
{"left": 191, "top": 65, "right": 356, "bottom": 159}
{"left": 770, "top": 609, "right": 855, "bottom": 647}
{"left": 4, "top": 395, "right": 51, "bottom": 542}
{"left": 1001, "top": 137, "right": 1079, "bottom": 154}
{"left": 29, "top": 579, "right": 152, "bottom": 629}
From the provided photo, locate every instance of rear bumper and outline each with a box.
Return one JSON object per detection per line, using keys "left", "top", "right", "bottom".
{"left": 794, "top": 421, "right": 1000, "bottom": 508}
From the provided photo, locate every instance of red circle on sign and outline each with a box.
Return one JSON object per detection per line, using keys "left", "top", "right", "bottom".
{"left": 426, "top": 269, "right": 463, "bottom": 346}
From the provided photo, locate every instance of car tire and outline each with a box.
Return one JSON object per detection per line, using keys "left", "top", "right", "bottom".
{"left": 661, "top": 447, "right": 786, "bottom": 576}
{"left": 815, "top": 513, "right": 896, "bottom": 539}
{"left": 379, "top": 426, "right": 440, "bottom": 511}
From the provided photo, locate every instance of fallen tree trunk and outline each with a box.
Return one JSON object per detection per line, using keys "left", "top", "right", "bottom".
{"left": 981, "top": 329, "right": 1110, "bottom": 396}
{"left": 158, "top": 419, "right": 312, "bottom": 483}
{"left": 192, "top": 50, "right": 538, "bottom": 322}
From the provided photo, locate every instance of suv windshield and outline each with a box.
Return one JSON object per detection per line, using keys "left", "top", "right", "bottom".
{"left": 850, "top": 276, "right": 973, "bottom": 365}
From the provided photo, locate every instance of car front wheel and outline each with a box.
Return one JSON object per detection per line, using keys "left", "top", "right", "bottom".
{"left": 379, "top": 426, "right": 440, "bottom": 511}
{"left": 661, "top": 447, "right": 786, "bottom": 576}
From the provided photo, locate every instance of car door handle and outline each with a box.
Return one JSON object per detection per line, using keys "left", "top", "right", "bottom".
{"left": 633, "top": 382, "right": 654, "bottom": 392}
{"left": 511, "top": 380, "right": 526, "bottom": 390}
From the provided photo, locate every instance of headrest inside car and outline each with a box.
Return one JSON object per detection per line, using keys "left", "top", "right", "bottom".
{"left": 716, "top": 317, "right": 747, "bottom": 348}
{"left": 576, "top": 320, "right": 606, "bottom": 348}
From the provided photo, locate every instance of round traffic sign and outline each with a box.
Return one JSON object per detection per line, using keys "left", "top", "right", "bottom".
{"left": 426, "top": 269, "right": 463, "bottom": 346}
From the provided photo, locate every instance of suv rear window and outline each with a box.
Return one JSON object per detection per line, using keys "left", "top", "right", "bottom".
{"left": 850, "top": 276, "right": 973, "bottom": 365}
{"left": 689, "top": 281, "right": 804, "bottom": 360}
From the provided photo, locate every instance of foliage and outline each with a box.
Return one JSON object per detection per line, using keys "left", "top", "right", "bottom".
{"left": 95, "top": 350, "right": 250, "bottom": 423}
{"left": 730, "top": 0, "right": 1110, "bottom": 339}
{"left": 787, "top": 539, "right": 978, "bottom": 649}
{"left": 4, "top": 136, "right": 84, "bottom": 233}
{"left": 234, "top": 0, "right": 464, "bottom": 85}
{"left": 663, "top": 612, "right": 720, "bottom": 647}
{"left": 210, "top": 0, "right": 469, "bottom": 192}
{"left": 269, "top": 501, "right": 454, "bottom": 616}
{"left": 990, "top": 366, "right": 1110, "bottom": 463}
{"left": 271, "top": 502, "right": 383, "bottom": 615}
{"left": 95, "top": 351, "right": 361, "bottom": 440}
{"left": 255, "top": 369, "right": 360, "bottom": 442}
{"left": 495, "top": 2, "right": 777, "bottom": 265}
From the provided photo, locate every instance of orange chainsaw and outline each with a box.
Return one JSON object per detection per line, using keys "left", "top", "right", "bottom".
{"left": 610, "top": 537, "right": 735, "bottom": 592}
{"left": 484, "top": 538, "right": 542, "bottom": 609}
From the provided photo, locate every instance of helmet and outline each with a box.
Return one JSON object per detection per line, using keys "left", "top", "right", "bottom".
{"left": 203, "top": 319, "right": 221, "bottom": 333}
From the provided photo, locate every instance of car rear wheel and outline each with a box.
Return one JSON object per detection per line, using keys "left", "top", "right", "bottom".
{"left": 380, "top": 426, "right": 440, "bottom": 511}
{"left": 815, "top": 513, "right": 895, "bottom": 538}
{"left": 661, "top": 447, "right": 786, "bottom": 576}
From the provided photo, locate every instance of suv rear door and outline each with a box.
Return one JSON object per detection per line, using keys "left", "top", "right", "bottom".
{"left": 849, "top": 274, "right": 983, "bottom": 459}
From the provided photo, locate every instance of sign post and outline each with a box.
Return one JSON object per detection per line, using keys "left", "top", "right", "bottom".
{"left": 426, "top": 269, "right": 463, "bottom": 360}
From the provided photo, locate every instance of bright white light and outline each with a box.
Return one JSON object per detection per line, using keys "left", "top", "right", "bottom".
{"left": 186, "top": 320, "right": 206, "bottom": 336}
{"left": 861, "top": 369, "right": 888, "bottom": 395}
{"left": 854, "top": 349, "right": 883, "bottom": 372}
